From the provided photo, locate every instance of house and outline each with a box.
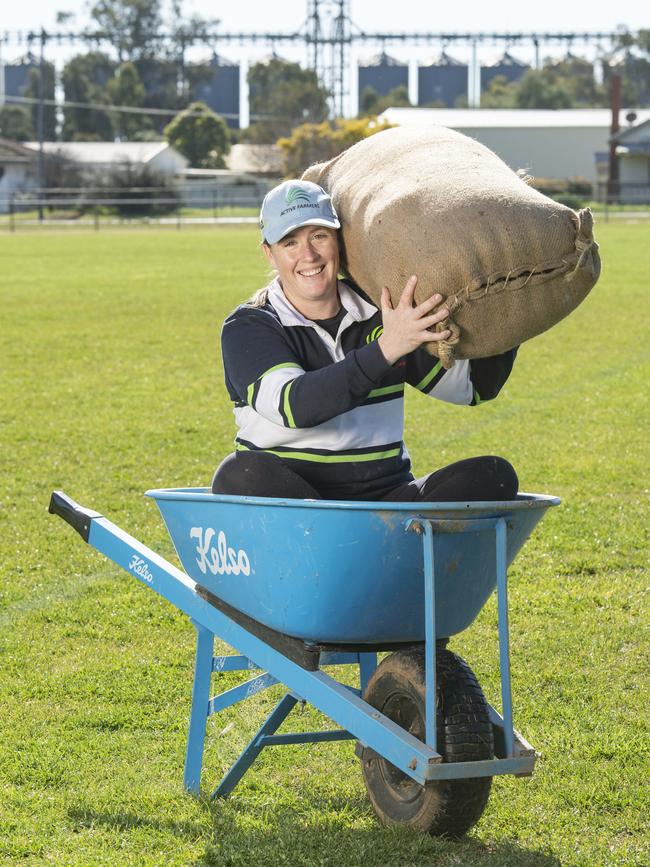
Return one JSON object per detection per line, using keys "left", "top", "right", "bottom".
{"left": 378, "top": 107, "right": 650, "bottom": 186}
{"left": 0, "top": 138, "right": 38, "bottom": 213}
{"left": 23, "top": 141, "right": 189, "bottom": 178}
{"left": 612, "top": 118, "right": 650, "bottom": 203}
{"left": 226, "top": 144, "right": 283, "bottom": 178}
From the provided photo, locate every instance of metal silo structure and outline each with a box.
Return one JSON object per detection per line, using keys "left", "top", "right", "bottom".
{"left": 418, "top": 52, "right": 468, "bottom": 107}
{"left": 195, "top": 53, "right": 240, "bottom": 129}
{"left": 481, "top": 51, "right": 529, "bottom": 91}
{"left": 358, "top": 51, "right": 408, "bottom": 104}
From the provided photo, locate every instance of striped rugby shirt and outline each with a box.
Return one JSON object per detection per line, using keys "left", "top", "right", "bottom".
{"left": 221, "top": 278, "right": 516, "bottom": 499}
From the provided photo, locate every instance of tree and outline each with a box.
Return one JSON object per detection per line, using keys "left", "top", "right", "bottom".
{"left": 89, "top": 0, "right": 163, "bottom": 63}
{"left": 605, "top": 30, "right": 650, "bottom": 106}
{"left": 108, "top": 62, "right": 151, "bottom": 140}
{"left": 164, "top": 101, "right": 230, "bottom": 167}
{"left": 480, "top": 75, "right": 518, "bottom": 108}
{"left": 278, "top": 116, "right": 393, "bottom": 177}
{"left": 23, "top": 61, "right": 56, "bottom": 140}
{"left": 358, "top": 84, "right": 411, "bottom": 116}
{"left": 89, "top": 160, "right": 179, "bottom": 216}
{"left": 0, "top": 105, "right": 34, "bottom": 141}
{"left": 61, "top": 52, "right": 115, "bottom": 141}
{"left": 515, "top": 69, "right": 573, "bottom": 110}
{"left": 247, "top": 58, "right": 330, "bottom": 142}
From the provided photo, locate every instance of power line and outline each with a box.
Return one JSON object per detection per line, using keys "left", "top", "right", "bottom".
{"left": 4, "top": 93, "right": 242, "bottom": 120}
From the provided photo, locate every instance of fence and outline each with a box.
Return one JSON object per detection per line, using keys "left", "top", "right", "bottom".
{"left": 0, "top": 180, "right": 271, "bottom": 231}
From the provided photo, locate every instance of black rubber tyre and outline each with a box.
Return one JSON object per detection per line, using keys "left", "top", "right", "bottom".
{"left": 359, "top": 646, "right": 494, "bottom": 837}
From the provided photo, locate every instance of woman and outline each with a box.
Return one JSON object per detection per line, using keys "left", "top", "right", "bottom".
{"left": 213, "top": 179, "right": 518, "bottom": 502}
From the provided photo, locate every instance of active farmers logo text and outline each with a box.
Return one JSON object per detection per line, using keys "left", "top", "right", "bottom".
{"left": 190, "top": 527, "right": 251, "bottom": 577}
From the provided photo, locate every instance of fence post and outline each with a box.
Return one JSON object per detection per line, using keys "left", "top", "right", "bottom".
{"left": 9, "top": 194, "right": 15, "bottom": 233}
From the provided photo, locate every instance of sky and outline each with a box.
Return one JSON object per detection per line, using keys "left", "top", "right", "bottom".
{"left": 1, "top": 1, "right": 648, "bottom": 116}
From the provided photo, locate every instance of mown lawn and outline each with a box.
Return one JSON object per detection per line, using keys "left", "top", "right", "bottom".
{"left": 0, "top": 223, "right": 648, "bottom": 866}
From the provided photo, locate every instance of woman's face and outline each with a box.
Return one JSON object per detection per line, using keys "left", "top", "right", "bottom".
{"left": 263, "top": 225, "right": 340, "bottom": 317}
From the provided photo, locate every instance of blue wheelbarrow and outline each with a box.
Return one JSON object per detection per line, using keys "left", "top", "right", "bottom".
{"left": 49, "top": 488, "right": 559, "bottom": 837}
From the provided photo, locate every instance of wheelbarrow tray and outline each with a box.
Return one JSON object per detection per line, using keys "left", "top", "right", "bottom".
{"left": 147, "top": 489, "right": 559, "bottom": 644}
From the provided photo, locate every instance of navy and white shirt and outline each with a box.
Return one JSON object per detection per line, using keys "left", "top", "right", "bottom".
{"left": 221, "top": 279, "right": 516, "bottom": 499}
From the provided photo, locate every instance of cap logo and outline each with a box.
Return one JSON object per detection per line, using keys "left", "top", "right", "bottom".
{"left": 285, "top": 187, "right": 312, "bottom": 205}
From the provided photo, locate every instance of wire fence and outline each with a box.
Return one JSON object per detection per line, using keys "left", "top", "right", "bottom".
{"left": 0, "top": 182, "right": 269, "bottom": 231}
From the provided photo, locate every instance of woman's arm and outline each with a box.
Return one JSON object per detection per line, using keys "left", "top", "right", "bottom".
{"left": 221, "top": 307, "right": 392, "bottom": 428}
{"left": 405, "top": 346, "right": 518, "bottom": 405}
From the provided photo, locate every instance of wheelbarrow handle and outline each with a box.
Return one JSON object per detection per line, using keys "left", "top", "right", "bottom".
{"left": 49, "top": 490, "right": 102, "bottom": 542}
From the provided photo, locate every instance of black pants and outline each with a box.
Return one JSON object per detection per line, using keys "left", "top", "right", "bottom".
{"left": 212, "top": 451, "right": 518, "bottom": 502}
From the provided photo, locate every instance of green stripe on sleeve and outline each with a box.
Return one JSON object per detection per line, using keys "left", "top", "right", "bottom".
{"left": 246, "top": 362, "right": 302, "bottom": 407}
{"left": 415, "top": 360, "right": 443, "bottom": 392}
{"left": 283, "top": 379, "right": 296, "bottom": 428}
{"left": 367, "top": 383, "right": 405, "bottom": 399}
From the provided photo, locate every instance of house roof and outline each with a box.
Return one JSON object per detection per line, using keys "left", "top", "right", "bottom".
{"left": 0, "top": 137, "right": 37, "bottom": 164}
{"left": 613, "top": 118, "right": 650, "bottom": 156}
{"left": 23, "top": 141, "right": 187, "bottom": 166}
{"left": 378, "top": 107, "right": 650, "bottom": 130}
{"left": 226, "top": 144, "right": 283, "bottom": 176}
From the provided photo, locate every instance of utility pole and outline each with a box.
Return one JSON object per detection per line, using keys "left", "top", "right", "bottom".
{"left": 37, "top": 28, "right": 46, "bottom": 221}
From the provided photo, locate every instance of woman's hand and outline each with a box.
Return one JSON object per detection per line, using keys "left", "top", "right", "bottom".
{"left": 377, "top": 275, "right": 450, "bottom": 365}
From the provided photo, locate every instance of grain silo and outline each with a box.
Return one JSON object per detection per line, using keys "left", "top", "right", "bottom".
{"left": 358, "top": 51, "right": 409, "bottom": 105}
{"left": 418, "top": 52, "right": 468, "bottom": 108}
{"left": 195, "top": 53, "right": 240, "bottom": 129}
{"left": 481, "top": 51, "right": 529, "bottom": 91}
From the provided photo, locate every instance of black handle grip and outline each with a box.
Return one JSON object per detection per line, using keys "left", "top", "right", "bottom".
{"left": 49, "top": 491, "right": 102, "bottom": 542}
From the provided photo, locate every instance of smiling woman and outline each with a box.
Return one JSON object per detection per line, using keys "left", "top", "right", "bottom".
{"left": 212, "top": 179, "right": 519, "bottom": 503}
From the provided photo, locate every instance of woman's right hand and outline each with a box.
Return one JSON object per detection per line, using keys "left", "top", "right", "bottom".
{"left": 377, "top": 275, "right": 450, "bottom": 365}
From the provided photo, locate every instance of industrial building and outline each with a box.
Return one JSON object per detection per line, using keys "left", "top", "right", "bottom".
{"left": 378, "top": 107, "right": 650, "bottom": 185}
{"left": 358, "top": 52, "right": 408, "bottom": 103}
{"left": 480, "top": 52, "right": 529, "bottom": 92}
{"left": 418, "top": 53, "right": 468, "bottom": 108}
{"left": 194, "top": 54, "right": 240, "bottom": 129}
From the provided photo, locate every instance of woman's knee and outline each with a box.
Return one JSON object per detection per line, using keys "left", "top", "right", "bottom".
{"left": 212, "top": 451, "right": 321, "bottom": 499}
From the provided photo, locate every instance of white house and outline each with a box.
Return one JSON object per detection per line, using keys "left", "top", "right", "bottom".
{"left": 613, "top": 119, "right": 650, "bottom": 203}
{"left": 378, "top": 108, "right": 650, "bottom": 185}
{"left": 0, "top": 138, "right": 38, "bottom": 213}
{"left": 23, "top": 141, "right": 189, "bottom": 177}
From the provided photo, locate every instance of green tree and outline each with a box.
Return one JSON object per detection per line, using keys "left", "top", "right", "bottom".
{"left": 164, "top": 101, "right": 230, "bottom": 167}
{"left": 278, "top": 116, "right": 393, "bottom": 177}
{"left": 515, "top": 69, "right": 573, "bottom": 109}
{"left": 358, "top": 84, "right": 411, "bottom": 116}
{"left": 480, "top": 74, "right": 518, "bottom": 108}
{"left": 606, "top": 29, "right": 650, "bottom": 106}
{"left": 23, "top": 61, "right": 56, "bottom": 140}
{"left": 0, "top": 105, "right": 34, "bottom": 141}
{"left": 61, "top": 52, "right": 115, "bottom": 141}
{"left": 247, "top": 58, "right": 330, "bottom": 142}
{"left": 108, "top": 61, "right": 151, "bottom": 140}
{"left": 89, "top": 0, "right": 163, "bottom": 63}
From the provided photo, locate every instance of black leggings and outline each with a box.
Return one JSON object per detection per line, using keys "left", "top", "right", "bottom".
{"left": 212, "top": 451, "right": 518, "bottom": 502}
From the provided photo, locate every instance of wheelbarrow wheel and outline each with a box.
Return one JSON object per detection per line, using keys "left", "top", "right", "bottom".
{"left": 359, "top": 646, "right": 493, "bottom": 837}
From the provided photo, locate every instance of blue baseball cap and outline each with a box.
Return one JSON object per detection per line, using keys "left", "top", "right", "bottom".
{"left": 260, "top": 180, "right": 340, "bottom": 244}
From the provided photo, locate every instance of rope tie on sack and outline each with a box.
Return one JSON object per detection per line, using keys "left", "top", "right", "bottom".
{"left": 566, "top": 208, "right": 595, "bottom": 281}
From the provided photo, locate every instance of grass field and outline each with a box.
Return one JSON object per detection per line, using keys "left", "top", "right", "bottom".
{"left": 1, "top": 223, "right": 648, "bottom": 866}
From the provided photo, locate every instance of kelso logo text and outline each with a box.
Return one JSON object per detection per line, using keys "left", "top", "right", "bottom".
{"left": 129, "top": 555, "right": 154, "bottom": 584}
{"left": 190, "top": 527, "right": 251, "bottom": 577}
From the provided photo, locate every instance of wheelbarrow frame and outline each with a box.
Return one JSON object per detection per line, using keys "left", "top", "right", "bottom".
{"left": 49, "top": 489, "right": 556, "bottom": 797}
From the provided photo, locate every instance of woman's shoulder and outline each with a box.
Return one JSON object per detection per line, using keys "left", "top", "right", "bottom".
{"left": 223, "top": 291, "right": 281, "bottom": 329}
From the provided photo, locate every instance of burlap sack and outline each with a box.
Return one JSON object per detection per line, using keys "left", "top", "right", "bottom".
{"left": 302, "top": 125, "right": 600, "bottom": 367}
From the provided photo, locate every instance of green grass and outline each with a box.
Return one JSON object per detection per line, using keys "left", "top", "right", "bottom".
{"left": 1, "top": 224, "right": 648, "bottom": 866}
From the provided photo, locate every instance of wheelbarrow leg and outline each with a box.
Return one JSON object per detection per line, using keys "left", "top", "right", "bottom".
{"left": 358, "top": 652, "right": 377, "bottom": 694}
{"left": 184, "top": 621, "right": 214, "bottom": 794}
{"left": 212, "top": 692, "right": 298, "bottom": 799}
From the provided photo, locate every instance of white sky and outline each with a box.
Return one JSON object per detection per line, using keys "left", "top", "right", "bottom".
{"left": 1, "top": 1, "right": 648, "bottom": 116}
